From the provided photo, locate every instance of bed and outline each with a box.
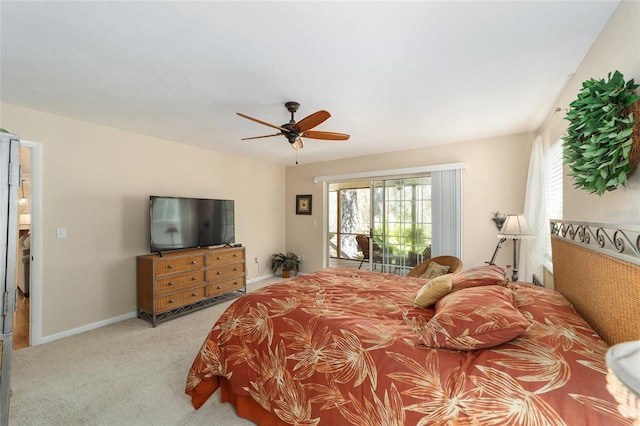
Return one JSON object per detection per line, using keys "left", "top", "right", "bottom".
{"left": 186, "top": 220, "right": 640, "bottom": 425}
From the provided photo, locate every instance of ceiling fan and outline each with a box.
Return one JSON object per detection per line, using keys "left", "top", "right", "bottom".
{"left": 237, "top": 101, "right": 350, "bottom": 150}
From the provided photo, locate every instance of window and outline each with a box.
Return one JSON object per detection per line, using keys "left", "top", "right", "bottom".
{"left": 544, "top": 139, "right": 563, "bottom": 264}
{"left": 328, "top": 185, "right": 371, "bottom": 259}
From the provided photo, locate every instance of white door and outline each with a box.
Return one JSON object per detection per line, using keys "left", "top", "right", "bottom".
{"left": 0, "top": 131, "right": 21, "bottom": 426}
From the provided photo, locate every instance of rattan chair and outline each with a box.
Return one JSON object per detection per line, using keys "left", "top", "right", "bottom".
{"left": 355, "top": 234, "right": 383, "bottom": 269}
{"left": 407, "top": 255, "right": 463, "bottom": 278}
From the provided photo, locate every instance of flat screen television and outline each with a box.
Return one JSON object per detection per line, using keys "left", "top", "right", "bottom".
{"left": 149, "top": 196, "right": 235, "bottom": 253}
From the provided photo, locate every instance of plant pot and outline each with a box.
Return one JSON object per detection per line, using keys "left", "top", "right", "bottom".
{"left": 282, "top": 270, "right": 291, "bottom": 278}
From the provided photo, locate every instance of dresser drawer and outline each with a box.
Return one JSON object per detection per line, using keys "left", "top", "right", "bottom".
{"left": 210, "top": 263, "right": 245, "bottom": 282}
{"left": 156, "top": 286, "right": 206, "bottom": 312}
{"left": 208, "top": 249, "right": 244, "bottom": 266}
{"left": 155, "top": 255, "right": 205, "bottom": 276}
{"left": 156, "top": 270, "right": 206, "bottom": 294}
{"left": 208, "top": 277, "right": 245, "bottom": 297}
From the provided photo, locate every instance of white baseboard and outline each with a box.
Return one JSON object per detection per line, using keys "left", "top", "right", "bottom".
{"left": 39, "top": 311, "right": 138, "bottom": 345}
{"left": 37, "top": 274, "right": 285, "bottom": 345}
{"left": 247, "top": 273, "right": 275, "bottom": 283}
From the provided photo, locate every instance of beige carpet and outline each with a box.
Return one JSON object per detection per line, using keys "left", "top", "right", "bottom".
{"left": 9, "top": 277, "right": 284, "bottom": 426}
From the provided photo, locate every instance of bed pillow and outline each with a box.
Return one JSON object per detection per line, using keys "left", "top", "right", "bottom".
{"left": 416, "top": 285, "right": 530, "bottom": 351}
{"left": 419, "top": 261, "right": 450, "bottom": 280}
{"left": 451, "top": 265, "right": 509, "bottom": 291}
{"left": 413, "top": 274, "right": 454, "bottom": 308}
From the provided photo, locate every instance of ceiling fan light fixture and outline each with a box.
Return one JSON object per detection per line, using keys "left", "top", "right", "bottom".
{"left": 285, "top": 133, "right": 298, "bottom": 144}
{"left": 237, "top": 101, "right": 350, "bottom": 151}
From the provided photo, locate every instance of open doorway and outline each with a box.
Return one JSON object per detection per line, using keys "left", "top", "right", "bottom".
{"left": 13, "top": 140, "right": 41, "bottom": 348}
{"left": 328, "top": 180, "right": 371, "bottom": 269}
{"left": 14, "top": 147, "right": 31, "bottom": 349}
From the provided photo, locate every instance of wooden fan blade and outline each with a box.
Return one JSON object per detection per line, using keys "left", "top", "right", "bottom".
{"left": 241, "top": 133, "right": 283, "bottom": 141}
{"left": 237, "top": 112, "right": 289, "bottom": 132}
{"left": 292, "top": 137, "right": 304, "bottom": 150}
{"left": 300, "top": 130, "right": 350, "bottom": 140}
{"left": 293, "top": 110, "right": 330, "bottom": 132}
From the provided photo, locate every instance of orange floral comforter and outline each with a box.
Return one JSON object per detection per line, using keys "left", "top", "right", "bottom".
{"left": 185, "top": 268, "right": 630, "bottom": 425}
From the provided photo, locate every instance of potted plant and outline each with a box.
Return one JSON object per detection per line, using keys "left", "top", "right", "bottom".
{"left": 270, "top": 252, "right": 301, "bottom": 278}
{"left": 563, "top": 70, "right": 640, "bottom": 195}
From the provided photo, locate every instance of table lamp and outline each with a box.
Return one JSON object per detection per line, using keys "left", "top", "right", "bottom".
{"left": 488, "top": 214, "right": 534, "bottom": 281}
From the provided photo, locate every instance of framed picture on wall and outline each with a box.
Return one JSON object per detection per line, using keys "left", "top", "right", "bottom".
{"left": 296, "top": 195, "right": 312, "bottom": 215}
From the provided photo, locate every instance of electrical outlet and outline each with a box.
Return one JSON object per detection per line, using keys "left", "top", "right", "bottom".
{"left": 254, "top": 256, "right": 258, "bottom": 263}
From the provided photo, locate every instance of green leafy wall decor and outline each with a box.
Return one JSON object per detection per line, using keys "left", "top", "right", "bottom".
{"left": 563, "top": 70, "right": 640, "bottom": 195}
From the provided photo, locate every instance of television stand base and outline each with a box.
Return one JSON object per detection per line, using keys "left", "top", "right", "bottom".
{"left": 137, "top": 289, "right": 245, "bottom": 327}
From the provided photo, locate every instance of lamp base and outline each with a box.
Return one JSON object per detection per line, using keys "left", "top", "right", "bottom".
{"left": 511, "top": 238, "right": 519, "bottom": 282}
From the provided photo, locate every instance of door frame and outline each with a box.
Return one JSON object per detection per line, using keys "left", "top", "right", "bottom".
{"left": 20, "top": 140, "right": 42, "bottom": 346}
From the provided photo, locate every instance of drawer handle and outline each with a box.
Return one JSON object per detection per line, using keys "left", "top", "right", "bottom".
{"left": 192, "top": 292, "right": 197, "bottom": 297}
{"left": 168, "top": 299, "right": 174, "bottom": 304}
{"left": 191, "top": 276, "right": 197, "bottom": 281}
{"left": 217, "top": 271, "right": 221, "bottom": 275}
{"left": 217, "top": 286, "right": 222, "bottom": 290}
{"left": 168, "top": 265, "right": 174, "bottom": 269}
{"left": 233, "top": 254, "right": 238, "bottom": 257}
{"left": 234, "top": 267, "right": 238, "bottom": 271}
{"left": 168, "top": 282, "right": 174, "bottom": 287}
{"left": 216, "top": 256, "right": 222, "bottom": 260}
{"left": 191, "top": 260, "right": 197, "bottom": 264}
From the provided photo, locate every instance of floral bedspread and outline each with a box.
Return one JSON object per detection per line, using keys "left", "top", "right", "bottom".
{"left": 185, "top": 268, "right": 630, "bottom": 425}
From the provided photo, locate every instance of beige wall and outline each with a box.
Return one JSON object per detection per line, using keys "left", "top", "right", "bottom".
{"left": 1, "top": 103, "right": 286, "bottom": 338}
{"left": 540, "top": 0, "right": 640, "bottom": 224}
{"left": 285, "top": 132, "right": 535, "bottom": 273}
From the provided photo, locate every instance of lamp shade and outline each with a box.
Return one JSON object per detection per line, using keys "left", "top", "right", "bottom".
{"left": 497, "top": 214, "right": 534, "bottom": 239}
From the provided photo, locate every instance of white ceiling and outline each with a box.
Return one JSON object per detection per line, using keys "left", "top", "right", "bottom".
{"left": 0, "top": 1, "right": 619, "bottom": 166}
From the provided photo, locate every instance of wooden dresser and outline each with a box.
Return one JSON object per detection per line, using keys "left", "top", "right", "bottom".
{"left": 137, "top": 246, "right": 246, "bottom": 326}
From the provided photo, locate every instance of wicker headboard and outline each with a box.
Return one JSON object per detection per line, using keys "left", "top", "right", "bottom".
{"left": 551, "top": 220, "right": 640, "bottom": 346}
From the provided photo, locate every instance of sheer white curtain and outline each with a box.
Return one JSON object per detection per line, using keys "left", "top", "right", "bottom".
{"left": 431, "top": 168, "right": 462, "bottom": 258}
{"left": 519, "top": 136, "right": 547, "bottom": 282}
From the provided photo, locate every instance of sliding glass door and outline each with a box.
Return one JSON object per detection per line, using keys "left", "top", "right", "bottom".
{"left": 372, "top": 176, "right": 432, "bottom": 275}
{"left": 324, "top": 164, "right": 462, "bottom": 274}
{"left": 328, "top": 175, "right": 432, "bottom": 275}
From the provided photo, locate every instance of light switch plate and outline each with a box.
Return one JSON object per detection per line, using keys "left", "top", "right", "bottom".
{"left": 56, "top": 227, "right": 67, "bottom": 239}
